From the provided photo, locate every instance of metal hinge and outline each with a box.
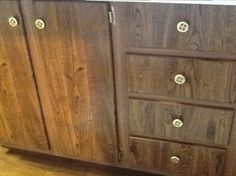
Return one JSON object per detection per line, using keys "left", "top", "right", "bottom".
{"left": 108, "top": 6, "right": 116, "bottom": 25}
{"left": 118, "top": 150, "right": 123, "bottom": 162}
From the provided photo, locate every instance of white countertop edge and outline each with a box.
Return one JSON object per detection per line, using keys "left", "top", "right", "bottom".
{"left": 87, "top": 0, "right": 236, "bottom": 6}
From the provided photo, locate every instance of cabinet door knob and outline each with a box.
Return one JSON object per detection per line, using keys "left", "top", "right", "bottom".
{"left": 172, "top": 119, "right": 183, "bottom": 128}
{"left": 35, "top": 19, "right": 46, "bottom": 30}
{"left": 171, "top": 156, "right": 180, "bottom": 164}
{"left": 174, "top": 74, "right": 186, "bottom": 85}
{"left": 177, "top": 21, "right": 189, "bottom": 33}
{"left": 8, "top": 17, "right": 18, "bottom": 27}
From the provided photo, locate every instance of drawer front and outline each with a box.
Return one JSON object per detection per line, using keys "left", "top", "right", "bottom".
{"left": 129, "top": 99, "right": 234, "bottom": 145}
{"left": 125, "top": 3, "right": 236, "bottom": 54}
{"left": 130, "top": 137, "right": 226, "bottom": 176}
{"left": 128, "top": 55, "right": 236, "bottom": 103}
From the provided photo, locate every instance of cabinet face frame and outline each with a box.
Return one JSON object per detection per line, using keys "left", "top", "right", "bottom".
{"left": 0, "top": 0, "right": 49, "bottom": 151}
{"left": 20, "top": 0, "right": 119, "bottom": 164}
{"left": 111, "top": 2, "right": 236, "bottom": 176}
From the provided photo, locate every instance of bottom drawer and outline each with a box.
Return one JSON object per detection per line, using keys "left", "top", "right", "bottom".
{"left": 130, "top": 137, "right": 226, "bottom": 176}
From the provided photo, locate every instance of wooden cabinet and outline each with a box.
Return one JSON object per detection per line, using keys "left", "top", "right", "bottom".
{"left": 21, "top": 1, "right": 118, "bottom": 164}
{"left": 112, "top": 2, "right": 236, "bottom": 176}
{"left": 1, "top": 1, "right": 236, "bottom": 176}
{"left": 0, "top": 0, "right": 49, "bottom": 151}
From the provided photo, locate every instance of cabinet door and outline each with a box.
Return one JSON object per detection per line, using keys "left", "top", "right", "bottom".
{"left": 0, "top": 1, "right": 49, "bottom": 151}
{"left": 21, "top": 1, "right": 118, "bottom": 164}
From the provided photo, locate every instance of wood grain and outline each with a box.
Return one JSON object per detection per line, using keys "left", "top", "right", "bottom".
{"left": 111, "top": 3, "right": 236, "bottom": 175}
{"left": 128, "top": 54, "right": 236, "bottom": 103}
{"left": 0, "top": 0, "right": 48, "bottom": 151}
{"left": 125, "top": 3, "right": 236, "bottom": 55}
{"left": 129, "top": 99, "right": 233, "bottom": 146}
{"left": 130, "top": 137, "right": 226, "bottom": 176}
{"left": 1, "top": 1, "right": 235, "bottom": 176}
{"left": 21, "top": 1, "right": 118, "bottom": 164}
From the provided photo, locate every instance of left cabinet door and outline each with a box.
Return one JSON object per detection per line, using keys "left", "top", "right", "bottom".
{"left": 0, "top": 1, "right": 49, "bottom": 151}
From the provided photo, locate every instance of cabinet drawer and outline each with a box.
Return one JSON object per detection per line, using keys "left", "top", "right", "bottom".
{"left": 130, "top": 137, "right": 226, "bottom": 176}
{"left": 128, "top": 55, "right": 236, "bottom": 103}
{"left": 125, "top": 3, "right": 236, "bottom": 54}
{"left": 129, "top": 99, "right": 233, "bottom": 145}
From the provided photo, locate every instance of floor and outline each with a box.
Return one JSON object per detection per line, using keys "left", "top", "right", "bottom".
{"left": 0, "top": 147, "right": 156, "bottom": 176}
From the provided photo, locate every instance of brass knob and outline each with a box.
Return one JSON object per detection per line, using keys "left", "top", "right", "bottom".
{"left": 177, "top": 21, "right": 189, "bottom": 33}
{"left": 174, "top": 74, "right": 186, "bottom": 85}
{"left": 35, "top": 19, "right": 46, "bottom": 30}
{"left": 172, "top": 119, "right": 183, "bottom": 128}
{"left": 171, "top": 156, "right": 180, "bottom": 164}
{"left": 8, "top": 17, "right": 18, "bottom": 27}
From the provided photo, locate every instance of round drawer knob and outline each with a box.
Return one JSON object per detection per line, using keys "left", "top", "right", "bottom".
{"left": 177, "top": 21, "right": 189, "bottom": 33}
{"left": 171, "top": 156, "right": 180, "bottom": 164}
{"left": 174, "top": 74, "right": 186, "bottom": 85}
{"left": 8, "top": 17, "right": 18, "bottom": 27}
{"left": 172, "top": 119, "right": 183, "bottom": 128}
{"left": 35, "top": 19, "right": 46, "bottom": 30}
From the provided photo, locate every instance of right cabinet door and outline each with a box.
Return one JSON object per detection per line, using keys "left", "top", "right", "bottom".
{"left": 21, "top": 1, "right": 118, "bottom": 164}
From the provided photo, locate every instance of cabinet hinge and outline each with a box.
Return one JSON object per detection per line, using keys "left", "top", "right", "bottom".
{"left": 118, "top": 150, "right": 123, "bottom": 162}
{"left": 108, "top": 6, "right": 116, "bottom": 26}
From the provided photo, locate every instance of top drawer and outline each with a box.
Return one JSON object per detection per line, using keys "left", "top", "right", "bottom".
{"left": 125, "top": 3, "right": 236, "bottom": 54}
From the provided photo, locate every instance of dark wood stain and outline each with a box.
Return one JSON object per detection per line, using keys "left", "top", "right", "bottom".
{"left": 21, "top": 1, "right": 118, "bottom": 164}
{"left": 130, "top": 137, "right": 226, "bottom": 176}
{"left": 111, "top": 2, "right": 236, "bottom": 176}
{"left": 125, "top": 3, "right": 236, "bottom": 55}
{"left": 128, "top": 54, "right": 236, "bottom": 103}
{"left": 1, "top": 1, "right": 236, "bottom": 176}
{"left": 129, "top": 99, "right": 233, "bottom": 146}
{"left": 0, "top": 0, "right": 49, "bottom": 151}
